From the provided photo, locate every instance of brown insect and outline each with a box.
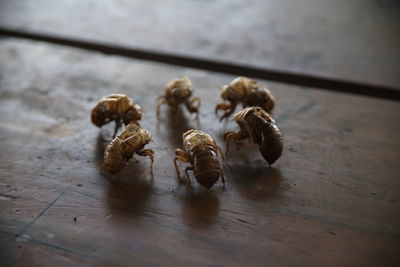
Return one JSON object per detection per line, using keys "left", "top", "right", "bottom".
{"left": 156, "top": 76, "right": 201, "bottom": 119}
{"left": 101, "top": 122, "right": 154, "bottom": 178}
{"left": 91, "top": 94, "right": 142, "bottom": 137}
{"left": 215, "top": 76, "right": 275, "bottom": 121}
{"left": 224, "top": 107, "right": 283, "bottom": 164}
{"left": 174, "top": 129, "right": 225, "bottom": 189}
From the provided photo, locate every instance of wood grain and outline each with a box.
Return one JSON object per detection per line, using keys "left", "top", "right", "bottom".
{"left": 0, "top": 39, "right": 399, "bottom": 266}
{"left": 0, "top": 0, "right": 399, "bottom": 88}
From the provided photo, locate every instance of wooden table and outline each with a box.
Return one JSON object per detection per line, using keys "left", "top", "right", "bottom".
{"left": 0, "top": 1, "right": 399, "bottom": 266}
{"left": 1, "top": 0, "right": 400, "bottom": 88}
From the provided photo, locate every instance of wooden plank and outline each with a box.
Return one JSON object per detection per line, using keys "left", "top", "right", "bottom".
{"left": 1, "top": 28, "right": 398, "bottom": 101}
{"left": 0, "top": 38, "right": 399, "bottom": 266}
{"left": 0, "top": 0, "right": 399, "bottom": 88}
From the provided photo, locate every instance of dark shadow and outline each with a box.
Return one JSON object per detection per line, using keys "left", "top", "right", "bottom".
{"left": 157, "top": 107, "right": 194, "bottom": 149}
{"left": 216, "top": 127, "right": 228, "bottom": 141}
{"left": 105, "top": 163, "right": 153, "bottom": 217}
{"left": 214, "top": 117, "right": 232, "bottom": 138}
{"left": 179, "top": 188, "right": 220, "bottom": 229}
{"left": 223, "top": 139, "right": 259, "bottom": 164}
{"left": 225, "top": 164, "right": 283, "bottom": 202}
{"left": 95, "top": 130, "right": 154, "bottom": 217}
{"left": 94, "top": 132, "right": 109, "bottom": 167}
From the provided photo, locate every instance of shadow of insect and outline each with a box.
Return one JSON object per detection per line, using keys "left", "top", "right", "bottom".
{"left": 105, "top": 163, "right": 154, "bottom": 218}
{"left": 179, "top": 188, "right": 220, "bottom": 229}
{"left": 225, "top": 164, "right": 284, "bottom": 202}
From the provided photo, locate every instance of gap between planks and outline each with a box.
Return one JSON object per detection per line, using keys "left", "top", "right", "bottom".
{"left": 0, "top": 27, "right": 400, "bottom": 101}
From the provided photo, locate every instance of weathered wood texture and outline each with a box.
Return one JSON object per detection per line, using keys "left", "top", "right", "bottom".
{"left": 0, "top": 0, "right": 399, "bottom": 88}
{"left": 0, "top": 39, "right": 400, "bottom": 266}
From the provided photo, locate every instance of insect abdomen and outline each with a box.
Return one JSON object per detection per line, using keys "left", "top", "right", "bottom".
{"left": 259, "top": 123, "right": 283, "bottom": 164}
{"left": 193, "top": 149, "right": 221, "bottom": 189}
{"left": 101, "top": 139, "right": 126, "bottom": 174}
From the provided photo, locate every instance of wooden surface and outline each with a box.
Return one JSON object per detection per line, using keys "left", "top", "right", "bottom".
{"left": 0, "top": 38, "right": 400, "bottom": 266}
{"left": 0, "top": 0, "right": 399, "bottom": 88}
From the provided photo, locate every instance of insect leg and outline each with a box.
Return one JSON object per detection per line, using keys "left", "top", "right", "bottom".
{"left": 156, "top": 99, "right": 168, "bottom": 119}
{"left": 174, "top": 149, "right": 189, "bottom": 183}
{"left": 215, "top": 143, "right": 225, "bottom": 161}
{"left": 185, "top": 97, "right": 201, "bottom": 118}
{"left": 191, "top": 97, "right": 201, "bottom": 109}
{"left": 220, "top": 166, "right": 226, "bottom": 190}
{"left": 113, "top": 120, "right": 122, "bottom": 138}
{"left": 224, "top": 131, "right": 242, "bottom": 156}
{"left": 173, "top": 158, "right": 181, "bottom": 181}
{"left": 215, "top": 102, "right": 230, "bottom": 114}
{"left": 219, "top": 102, "right": 237, "bottom": 121}
{"left": 137, "top": 149, "right": 155, "bottom": 175}
{"left": 186, "top": 97, "right": 201, "bottom": 110}
{"left": 184, "top": 166, "right": 194, "bottom": 188}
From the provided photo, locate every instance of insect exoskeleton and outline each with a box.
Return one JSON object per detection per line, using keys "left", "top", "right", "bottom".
{"left": 156, "top": 76, "right": 201, "bottom": 119}
{"left": 101, "top": 122, "right": 154, "bottom": 178}
{"left": 91, "top": 94, "right": 142, "bottom": 137}
{"left": 174, "top": 129, "right": 225, "bottom": 189}
{"left": 215, "top": 76, "right": 275, "bottom": 121}
{"left": 224, "top": 107, "right": 283, "bottom": 165}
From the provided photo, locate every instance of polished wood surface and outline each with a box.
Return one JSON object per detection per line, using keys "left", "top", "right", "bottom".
{"left": 1, "top": 0, "right": 399, "bottom": 88}
{"left": 0, "top": 39, "right": 399, "bottom": 266}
